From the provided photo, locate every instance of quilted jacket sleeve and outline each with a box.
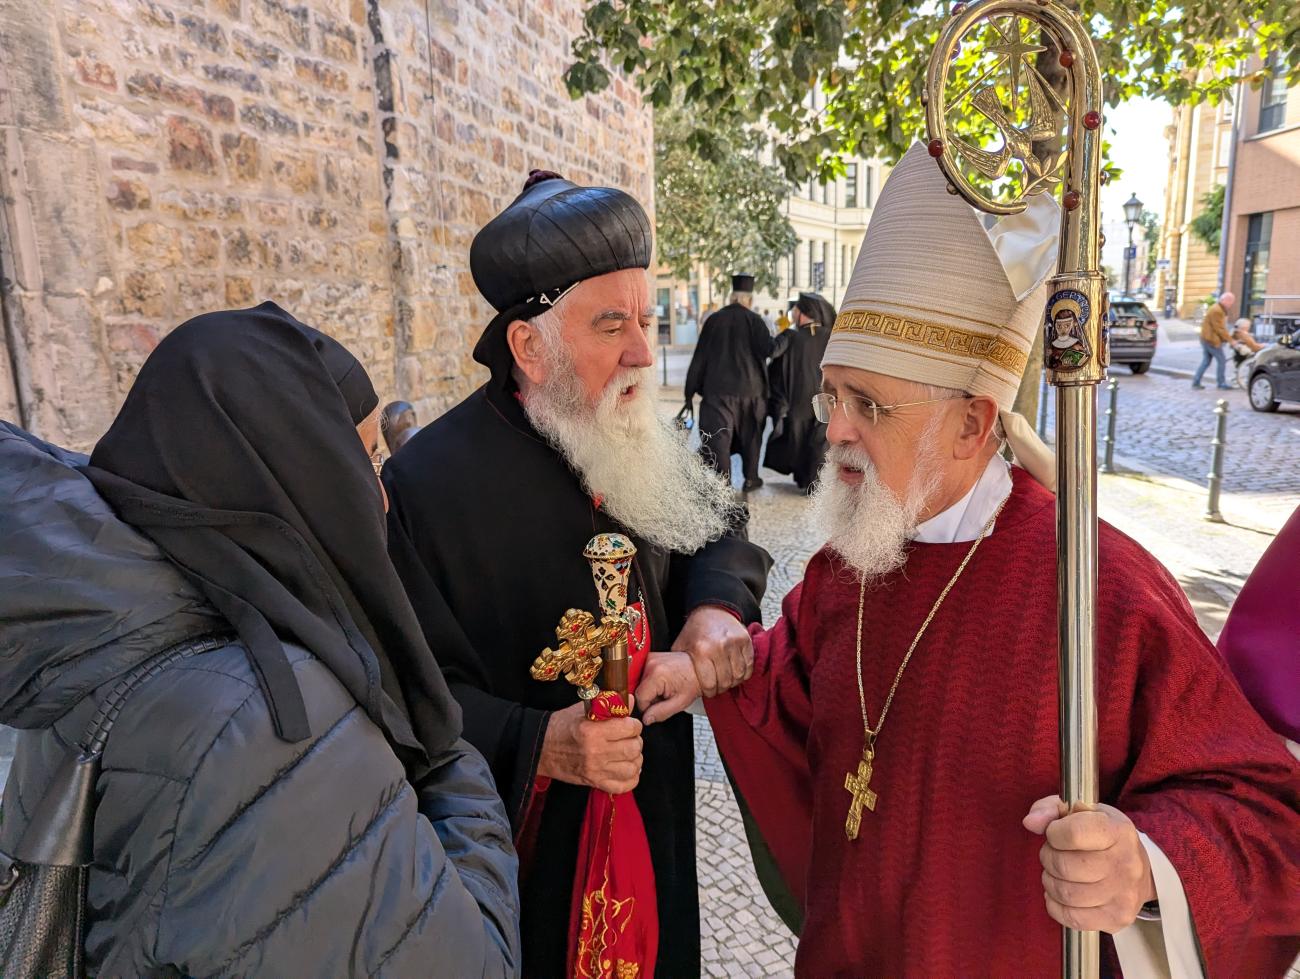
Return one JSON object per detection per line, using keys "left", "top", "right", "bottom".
{"left": 133, "top": 647, "right": 519, "bottom": 978}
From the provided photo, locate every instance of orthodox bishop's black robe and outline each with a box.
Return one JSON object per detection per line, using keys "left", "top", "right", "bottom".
{"left": 684, "top": 303, "right": 775, "bottom": 483}
{"left": 383, "top": 380, "right": 771, "bottom": 977}
{"left": 763, "top": 322, "right": 831, "bottom": 489}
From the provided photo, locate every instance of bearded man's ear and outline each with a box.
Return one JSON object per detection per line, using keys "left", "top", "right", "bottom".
{"left": 952, "top": 395, "right": 1002, "bottom": 461}
{"left": 507, "top": 319, "right": 547, "bottom": 385}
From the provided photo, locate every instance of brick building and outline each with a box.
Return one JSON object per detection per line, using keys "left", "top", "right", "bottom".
{"left": 0, "top": 0, "right": 653, "bottom": 451}
{"left": 1222, "top": 55, "right": 1300, "bottom": 330}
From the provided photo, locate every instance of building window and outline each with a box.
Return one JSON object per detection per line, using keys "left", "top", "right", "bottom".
{"left": 845, "top": 163, "right": 859, "bottom": 208}
{"left": 865, "top": 166, "right": 874, "bottom": 208}
{"left": 1259, "top": 55, "right": 1289, "bottom": 133}
{"left": 821, "top": 179, "right": 830, "bottom": 205}
{"left": 1241, "top": 212, "right": 1273, "bottom": 316}
{"left": 807, "top": 240, "right": 816, "bottom": 286}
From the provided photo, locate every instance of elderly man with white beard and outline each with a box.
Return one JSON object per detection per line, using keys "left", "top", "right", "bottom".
{"left": 637, "top": 144, "right": 1300, "bottom": 978}
{"left": 382, "top": 170, "right": 772, "bottom": 978}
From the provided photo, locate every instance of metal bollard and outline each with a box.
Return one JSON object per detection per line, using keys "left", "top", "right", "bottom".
{"left": 1037, "top": 369, "right": 1049, "bottom": 438}
{"left": 1099, "top": 378, "right": 1118, "bottom": 474}
{"left": 661, "top": 345, "right": 668, "bottom": 386}
{"left": 1205, "top": 399, "right": 1229, "bottom": 523}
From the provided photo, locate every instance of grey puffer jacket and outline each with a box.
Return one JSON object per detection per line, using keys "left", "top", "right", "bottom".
{"left": 0, "top": 423, "right": 520, "bottom": 977}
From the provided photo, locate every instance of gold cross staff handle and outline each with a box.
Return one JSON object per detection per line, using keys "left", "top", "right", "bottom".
{"left": 529, "top": 534, "right": 640, "bottom": 714}
{"left": 925, "top": 3, "right": 1104, "bottom": 978}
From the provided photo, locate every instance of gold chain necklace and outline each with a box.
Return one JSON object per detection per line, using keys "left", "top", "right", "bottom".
{"left": 843, "top": 497, "right": 1008, "bottom": 841}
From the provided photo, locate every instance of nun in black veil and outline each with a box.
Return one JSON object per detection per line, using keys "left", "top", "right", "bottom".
{"left": 763, "top": 291, "right": 835, "bottom": 490}
{"left": 0, "top": 302, "right": 519, "bottom": 976}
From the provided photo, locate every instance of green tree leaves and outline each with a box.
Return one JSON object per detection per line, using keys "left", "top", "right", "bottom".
{"left": 567, "top": 1, "right": 1294, "bottom": 176}
{"left": 1189, "top": 184, "right": 1226, "bottom": 255}
{"left": 654, "top": 104, "right": 799, "bottom": 294}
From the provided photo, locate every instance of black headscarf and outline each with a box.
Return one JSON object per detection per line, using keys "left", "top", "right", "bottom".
{"left": 84, "top": 302, "right": 460, "bottom": 779}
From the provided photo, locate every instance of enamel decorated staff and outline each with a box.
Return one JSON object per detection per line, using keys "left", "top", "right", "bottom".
{"left": 637, "top": 144, "right": 1300, "bottom": 978}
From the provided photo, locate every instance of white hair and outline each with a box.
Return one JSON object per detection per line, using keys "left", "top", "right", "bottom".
{"left": 730, "top": 291, "right": 754, "bottom": 308}
{"left": 517, "top": 320, "right": 740, "bottom": 553}
{"left": 810, "top": 410, "right": 947, "bottom": 581}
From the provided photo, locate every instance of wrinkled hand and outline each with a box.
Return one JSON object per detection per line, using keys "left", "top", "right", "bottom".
{"left": 771, "top": 416, "right": 786, "bottom": 439}
{"left": 537, "top": 700, "right": 643, "bottom": 795}
{"left": 672, "top": 607, "right": 753, "bottom": 697}
{"left": 635, "top": 652, "right": 702, "bottom": 726}
{"left": 1023, "top": 796, "right": 1156, "bottom": 934}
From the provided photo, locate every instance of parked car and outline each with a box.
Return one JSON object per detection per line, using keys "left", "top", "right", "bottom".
{"left": 1107, "top": 298, "right": 1158, "bottom": 374}
{"left": 1247, "top": 332, "right": 1300, "bottom": 412}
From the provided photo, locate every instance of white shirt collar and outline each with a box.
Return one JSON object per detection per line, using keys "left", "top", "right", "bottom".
{"left": 911, "top": 455, "right": 1013, "bottom": 544}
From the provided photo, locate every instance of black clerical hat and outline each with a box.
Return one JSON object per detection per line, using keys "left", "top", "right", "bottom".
{"left": 731, "top": 273, "right": 756, "bottom": 293}
{"left": 470, "top": 170, "right": 652, "bottom": 379}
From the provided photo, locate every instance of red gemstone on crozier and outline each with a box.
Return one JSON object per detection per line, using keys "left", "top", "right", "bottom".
{"left": 927, "top": 138, "right": 944, "bottom": 158}
{"left": 1084, "top": 110, "right": 1101, "bottom": 130}
{"left": 1063, "top": 190, "right": 1081, "bottom": 211}
{"left": 1058, "top": 50, "right": 1075, "bottom": 68}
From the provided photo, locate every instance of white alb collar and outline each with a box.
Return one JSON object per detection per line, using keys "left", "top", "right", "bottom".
{"left": 911, "top": 455, "right": 1013, "bottom": 544}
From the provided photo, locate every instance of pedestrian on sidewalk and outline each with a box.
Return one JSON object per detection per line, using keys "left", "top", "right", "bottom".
{"left": 0, "top": 304, "right": 519, "bottom": 977}
{"left": 684, "top": 272, "right": 776, "bottom": 491}
{"left": 1192, "top": 291, "right": 1235, "bottom": 390}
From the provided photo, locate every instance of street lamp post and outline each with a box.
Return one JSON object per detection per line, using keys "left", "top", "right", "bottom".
{"left": 1122, "top": 193, "right": 1143, "bottom": 297}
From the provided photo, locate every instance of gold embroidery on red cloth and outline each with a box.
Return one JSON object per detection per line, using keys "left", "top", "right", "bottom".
{"left": 574, "top": 806, "right": 640, "bottom": 979}
{"left": 832, "top": 308, "right": 1028, "bottom": 374}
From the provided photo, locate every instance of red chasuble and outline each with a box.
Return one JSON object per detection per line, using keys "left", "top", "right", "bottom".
{"left": 707, "top": 469, "right": 1300, "bottom": 978}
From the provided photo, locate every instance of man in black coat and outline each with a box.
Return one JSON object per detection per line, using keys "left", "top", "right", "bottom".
{"left": 383, "top": 171, "right": 772, "bottom": 977}
{"left": 684, "top": 273, "right": 776, "bottom": 491}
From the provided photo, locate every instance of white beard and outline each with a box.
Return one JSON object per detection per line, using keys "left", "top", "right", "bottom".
{"left": 520, "top": 356, "right": 739, "bottom": 554}
{"left": 809, "top": 437, "right": 944, "bottom": 581}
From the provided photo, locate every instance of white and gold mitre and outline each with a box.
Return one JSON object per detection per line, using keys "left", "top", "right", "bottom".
{"left": 824, "top": 142, "right": 1060, "bottom": 413}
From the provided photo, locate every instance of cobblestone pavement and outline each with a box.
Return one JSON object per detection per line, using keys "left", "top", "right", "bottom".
{"left": 1038, "top": 366, "right": 1299, "bottom": 534}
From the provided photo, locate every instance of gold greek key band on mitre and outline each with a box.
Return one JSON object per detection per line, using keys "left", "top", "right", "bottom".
{"left": 833, "top": 309, "right": 1028, "bottom": 375}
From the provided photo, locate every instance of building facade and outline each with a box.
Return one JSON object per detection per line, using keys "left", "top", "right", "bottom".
{"left": 0, "top": 0, "right": 654, "bottom": 451}
{"left": 1222, "top": 56, "right": 1300, "bottom": 331}
{"left": 1153, "top": 96, "right": 1233, "bottom": 318}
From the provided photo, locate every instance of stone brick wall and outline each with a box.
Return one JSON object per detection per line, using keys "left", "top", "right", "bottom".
{"left": 0, "top": 0, "right": 653, "bottom": 450}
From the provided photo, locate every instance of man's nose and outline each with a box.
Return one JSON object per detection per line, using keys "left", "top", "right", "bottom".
{"left": 825, "top": 404, "right": 858, "bottom": 445}
{"left": 622, "top": 325, "right": 654, "bottom": 369}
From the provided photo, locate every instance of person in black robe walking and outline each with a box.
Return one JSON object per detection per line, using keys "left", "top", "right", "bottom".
{"left": 762, "top": 291, "right": 835, "bottom": 491}
{"left": 683, "top": 273, "right": 775, "bottom": 491}
{"left": 382, "top": 171, "right": 772, "bottom": 978}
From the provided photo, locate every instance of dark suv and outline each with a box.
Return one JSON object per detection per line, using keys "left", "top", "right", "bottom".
{"left": 1107, "top": 298, "right": 1158, "bottom": 374}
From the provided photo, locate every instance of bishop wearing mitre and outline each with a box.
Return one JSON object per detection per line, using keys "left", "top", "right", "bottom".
{"left": 639, "top": 143, "right": 1300, "bottom": 978}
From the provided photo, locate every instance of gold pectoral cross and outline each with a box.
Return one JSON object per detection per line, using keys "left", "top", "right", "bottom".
{"left": 843, "top": 747, "right": 878, "bottom": 841}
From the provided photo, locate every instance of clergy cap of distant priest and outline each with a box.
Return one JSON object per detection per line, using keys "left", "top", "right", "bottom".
{"left": 469, "top": 169, "right": 653, "bottom": 380}
{"left": 731, "top": 273, "right": 756, "bottom": 293}
{"left": 825, "top": 142, "right": 1059, "bottom": 490}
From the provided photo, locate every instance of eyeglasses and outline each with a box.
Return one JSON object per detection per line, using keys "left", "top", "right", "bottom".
{"left": 811, "top": 391, "right": 969, "bottom": 426}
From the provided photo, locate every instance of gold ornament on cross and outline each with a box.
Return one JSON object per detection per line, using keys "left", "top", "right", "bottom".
{"left": 530, "top": 534, "right": 640, "bottom": 712}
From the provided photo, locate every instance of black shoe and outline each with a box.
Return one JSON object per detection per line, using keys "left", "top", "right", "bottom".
{"left": 742, "top": 478, "right": 764, "bottom": 491}
{"left": 1191, "top": 383, "right": 1205, "bottom": 389}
